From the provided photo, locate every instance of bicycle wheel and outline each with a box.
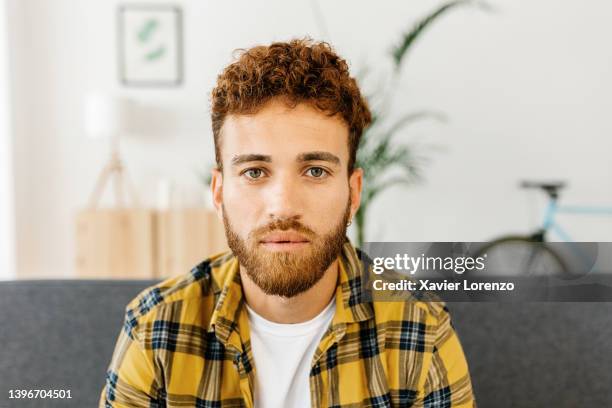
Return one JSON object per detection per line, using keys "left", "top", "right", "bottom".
{"left": 467, "top": 236, "right": 569, "bottom": 301}
{"left": 473, "top": 236, "right": 569, "bottom": 278}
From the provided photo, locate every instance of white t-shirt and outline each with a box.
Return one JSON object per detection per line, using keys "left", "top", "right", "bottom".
{"left": 245, "top": 298, "right": 336, "bottom": 408}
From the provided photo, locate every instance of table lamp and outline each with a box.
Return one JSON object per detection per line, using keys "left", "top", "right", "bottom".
{"left": 83, "top": 93, "right": 140, "bottom": 208}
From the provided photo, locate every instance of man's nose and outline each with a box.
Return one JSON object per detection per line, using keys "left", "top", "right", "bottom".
{"left": 266, "top": 173, "right": 303, "bottom": 221}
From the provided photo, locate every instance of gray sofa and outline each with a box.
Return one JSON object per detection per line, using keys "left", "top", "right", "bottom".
{"left": 0, "top": 279, "right": 611, "bottom": 407}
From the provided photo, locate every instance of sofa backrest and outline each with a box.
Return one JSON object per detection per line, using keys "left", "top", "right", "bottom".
{"left": 0, "top": 279, "right": 611, "bottom": 407}
{"left": 0, "top": 279, "right": 160, "bottom": 408}
{"left": 449, "top": 301, "right": 612, "bottom": 407}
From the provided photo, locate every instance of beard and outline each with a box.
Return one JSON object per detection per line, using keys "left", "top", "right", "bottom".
{"left": 222, "top": 199, "right": 351, "bottom": 298}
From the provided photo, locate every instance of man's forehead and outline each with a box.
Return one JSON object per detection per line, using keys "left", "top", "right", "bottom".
{"left": 221, "top": 103, "right": 349, "bottom": 157}
{"left": 223, "top": 103, "right": 347, "bottom": 138}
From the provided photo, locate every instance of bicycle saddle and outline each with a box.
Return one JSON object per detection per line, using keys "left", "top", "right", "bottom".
{"left": 520, "top": 180, "right": 567, "bottom": 198}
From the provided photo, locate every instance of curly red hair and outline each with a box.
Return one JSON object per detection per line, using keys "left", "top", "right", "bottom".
{"left": 210, "top": 37, "right": 372, "bottom": 172}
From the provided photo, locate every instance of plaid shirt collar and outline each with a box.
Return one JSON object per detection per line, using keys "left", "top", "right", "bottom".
{"left": 207, "top": 238, "right": 374, "bottom": 349}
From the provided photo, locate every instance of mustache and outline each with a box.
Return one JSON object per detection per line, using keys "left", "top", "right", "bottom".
{"left": 250, "top": 218, "right": 315, "bottom": 240}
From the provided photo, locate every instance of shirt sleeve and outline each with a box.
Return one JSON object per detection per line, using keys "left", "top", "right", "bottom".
{"left": 99, "top": 313, "right": 164, "bottom": 408}
{"left": 414, "top": 305, "right": 477, "bottom": 408}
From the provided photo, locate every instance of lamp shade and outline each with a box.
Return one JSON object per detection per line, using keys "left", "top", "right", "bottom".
{"left": 83, "top": 93, "right": 130, "bottom": 139}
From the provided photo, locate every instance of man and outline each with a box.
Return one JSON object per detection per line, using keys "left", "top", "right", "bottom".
{"left": 100, "top": 38, "right": 476, "bottom": 407}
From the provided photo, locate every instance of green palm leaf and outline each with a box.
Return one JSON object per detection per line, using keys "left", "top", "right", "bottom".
{"left": 391, "top": 0, "right": 475, "bottom": 70}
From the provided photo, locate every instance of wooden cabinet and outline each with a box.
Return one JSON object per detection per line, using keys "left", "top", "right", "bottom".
{"left": 156, "top": 208, "right": 228, "bottom": 278}
{"left": 75, "top": 208, "right": 227, "bottom": 279}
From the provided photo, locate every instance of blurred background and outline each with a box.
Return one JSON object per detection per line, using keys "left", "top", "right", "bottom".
{"left": 0, "top": 0, "right": 611, "bottom": 280}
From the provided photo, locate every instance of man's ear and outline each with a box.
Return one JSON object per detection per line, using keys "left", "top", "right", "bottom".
{"left": 348, "top": 167, "right": 363, "bottom": 219}
{"left": 210, "top": 167, "right": 223, "bottom": 222}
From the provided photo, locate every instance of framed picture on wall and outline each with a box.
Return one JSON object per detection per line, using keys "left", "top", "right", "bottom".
{"left": 118, "top": 4, "right": 183, "bottom": 87}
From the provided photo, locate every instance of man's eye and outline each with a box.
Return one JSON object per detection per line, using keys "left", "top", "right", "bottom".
{"left": 306, "top": 167, "right": 327, "bottom": 178}
{"left": 244, "top": 168, "right": 264, "bottom": 179}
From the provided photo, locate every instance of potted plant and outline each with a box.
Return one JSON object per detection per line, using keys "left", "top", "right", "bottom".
{"left": 353, "top": 0, "right": 488, "bottom": 247}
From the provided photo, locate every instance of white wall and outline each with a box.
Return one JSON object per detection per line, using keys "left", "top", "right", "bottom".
{"left": 0, "top": 0, "right": 15, "bottom": 280}
{"left": 6, "top": 0, "right": 612, "bottom": 277}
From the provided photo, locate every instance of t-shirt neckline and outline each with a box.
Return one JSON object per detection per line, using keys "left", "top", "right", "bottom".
{"left": 245, "top": 296, "right": 336, "bottom": 337}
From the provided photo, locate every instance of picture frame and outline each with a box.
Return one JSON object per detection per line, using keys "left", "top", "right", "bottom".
{"left": 118, "top": 4, "right": 183, "bottom": 87}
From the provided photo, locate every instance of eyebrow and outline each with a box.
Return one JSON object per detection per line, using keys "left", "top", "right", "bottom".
{"left": 230, "top": 151, "right": 341, "bottom": 167}
{"left": 231, "top": 154, "right": 272, "bottom": 166}
{"left": 297, "top": 151, "right": 341, "bottom": 166}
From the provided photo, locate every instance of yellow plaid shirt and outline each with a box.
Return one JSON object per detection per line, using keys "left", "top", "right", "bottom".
{"left": 100, "top": 239, "right": 476, "bottom": 407}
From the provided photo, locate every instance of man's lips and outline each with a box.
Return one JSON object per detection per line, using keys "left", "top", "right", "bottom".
{"left": 260, "top": 231, "right": 310, "bottom": 244}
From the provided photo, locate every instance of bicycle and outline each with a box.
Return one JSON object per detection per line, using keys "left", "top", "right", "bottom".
{"left": 472, "top": 181, "right": 612, "bottom": 279}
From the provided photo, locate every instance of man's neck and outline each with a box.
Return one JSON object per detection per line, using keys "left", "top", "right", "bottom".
{"left": 239, "top": 260, "right": 339, "bottom": 324}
